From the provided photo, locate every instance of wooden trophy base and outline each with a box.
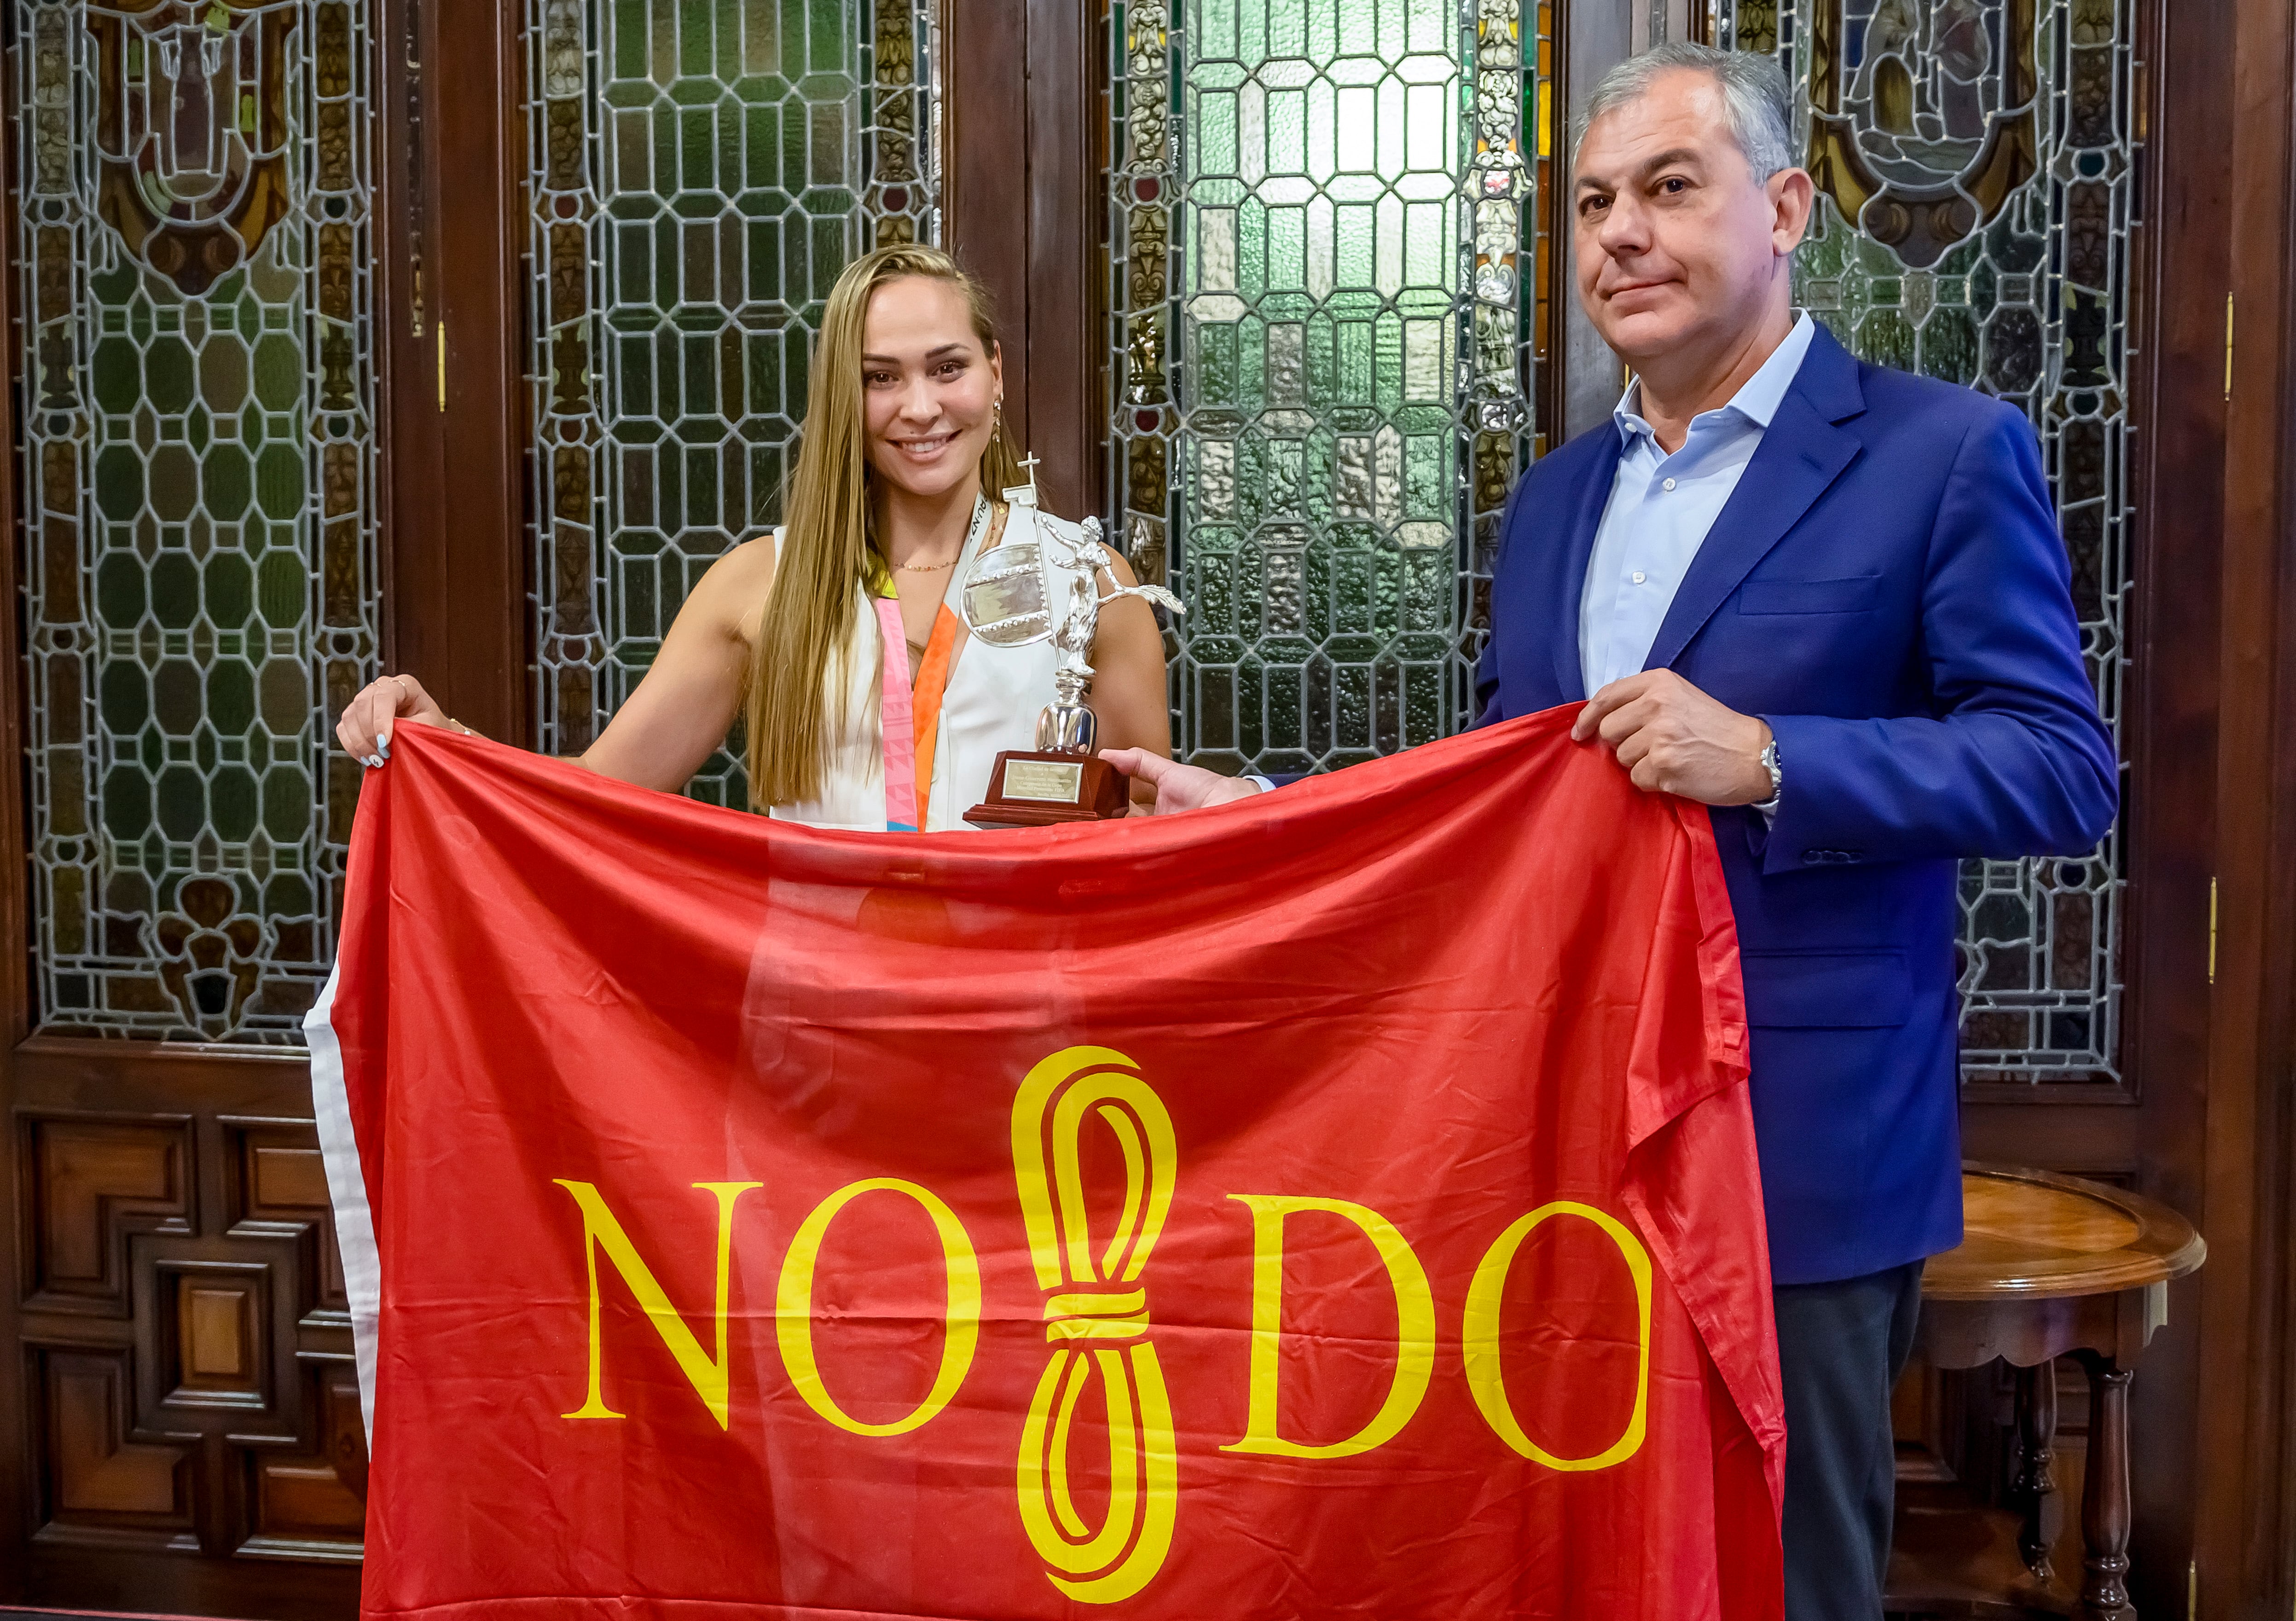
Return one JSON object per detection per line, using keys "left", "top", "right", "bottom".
{"left": 963, "top": 751, "right": 1131, "bottom": 827}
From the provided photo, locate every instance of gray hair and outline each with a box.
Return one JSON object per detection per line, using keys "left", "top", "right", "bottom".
{"left": 1580, "top": 42, "right": 1797, "bottom": 182}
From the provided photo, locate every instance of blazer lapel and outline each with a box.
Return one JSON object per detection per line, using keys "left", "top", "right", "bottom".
{"left": 1548, "top": 429, "right": 1626, "bottom": 703}
{"left": 1643, "top": 328, "right": 1868, "bottom": 675}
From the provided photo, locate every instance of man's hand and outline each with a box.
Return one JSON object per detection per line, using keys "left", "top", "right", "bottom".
{"left": 1100, "top": 749, "right": 1266, "bottom": 815}
{"left": 1571, "top": 670, "right": 1774, "bottom": 805}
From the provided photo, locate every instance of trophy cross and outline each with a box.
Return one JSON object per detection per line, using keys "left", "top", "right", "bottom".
{"left": 955, "top": 510, "right": 1184, "bottom": 828}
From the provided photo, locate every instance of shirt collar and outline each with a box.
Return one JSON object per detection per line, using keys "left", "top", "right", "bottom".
{"left": 1613, "top": 312, "right": 1819, "bottom": 446}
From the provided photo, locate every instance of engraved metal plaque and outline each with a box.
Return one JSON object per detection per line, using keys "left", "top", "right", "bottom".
{"left": 1002, "top": 759, "right": 1086, "bottom": 803}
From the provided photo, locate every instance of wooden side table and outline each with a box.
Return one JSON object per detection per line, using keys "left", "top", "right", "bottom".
{"left": 1899, "top": 1164, "right": 2205, "bottom": 1621}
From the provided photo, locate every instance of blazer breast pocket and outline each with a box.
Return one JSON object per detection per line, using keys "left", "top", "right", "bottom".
{"left": 1736, "top": 573, "right": 1884, "bottom": 616}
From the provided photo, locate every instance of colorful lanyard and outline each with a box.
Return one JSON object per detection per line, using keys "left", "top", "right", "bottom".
{"left": 869, "top": 499, "right": 988, "bottom": 831}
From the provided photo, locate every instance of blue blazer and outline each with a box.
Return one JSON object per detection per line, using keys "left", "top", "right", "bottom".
{"left": 1476, "top": 325, "right": 2116, "bottom": 1285}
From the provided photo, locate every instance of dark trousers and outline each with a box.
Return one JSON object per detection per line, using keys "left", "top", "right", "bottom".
{"left": 1774, "top": 1260, "right": 1925, "bottom": 1621}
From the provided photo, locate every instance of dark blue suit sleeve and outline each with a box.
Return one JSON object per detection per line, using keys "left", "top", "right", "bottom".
{"left": 1759, "top": 403, "right": 2117, "bottom": 868}
{"left": 1471, "top": 633, "right": 1505, "bottom": 729}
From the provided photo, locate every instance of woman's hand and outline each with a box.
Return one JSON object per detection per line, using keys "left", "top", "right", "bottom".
{"left": 337, "top": 674, "right": 449, "bottom": 766}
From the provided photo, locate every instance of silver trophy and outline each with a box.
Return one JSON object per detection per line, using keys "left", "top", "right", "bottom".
{"left": 955, "top": 459, "right": 1183, "bottom": 824}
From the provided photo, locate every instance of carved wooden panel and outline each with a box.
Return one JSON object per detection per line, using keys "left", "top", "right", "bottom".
{"left": 22, "top": 1117, "right": 191, "bottom": 1314}
{"left": 12, "top": 1073, "right": 366, "bottom": 1592}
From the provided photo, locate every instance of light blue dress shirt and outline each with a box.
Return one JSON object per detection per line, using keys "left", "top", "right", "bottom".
{"left": 1578, "top": 313, "right": 1818, "bottom": 693}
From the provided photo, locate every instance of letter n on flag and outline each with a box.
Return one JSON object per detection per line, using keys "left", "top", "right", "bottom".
{"left": 311, "top": 712, "right": 1786, "bottom": 1621}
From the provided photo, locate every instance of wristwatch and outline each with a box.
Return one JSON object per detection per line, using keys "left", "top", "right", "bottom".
{"left": 1756, "top": 735, "right": 1782, "bottom": 811}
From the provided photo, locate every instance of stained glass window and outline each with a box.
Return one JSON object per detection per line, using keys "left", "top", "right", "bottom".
{"left": 1716, "top": 0, "right": 2136, "bottom": 1081}
{"left": 525, "top": 0, "right": 939, "bottom": 806}
{"left": 13, "top": 0, "right": 380, "bottom": 1041}
{"left": 1124, "top": 0, "right": 1554, "bottom": 774}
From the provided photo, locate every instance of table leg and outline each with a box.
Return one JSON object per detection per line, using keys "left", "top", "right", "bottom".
{"left": 2070, "top": 1351, "right": 2134, "bottom": 1621}
{"left": 2014, "top": 1359, "right": 2059, "bottom": 1580}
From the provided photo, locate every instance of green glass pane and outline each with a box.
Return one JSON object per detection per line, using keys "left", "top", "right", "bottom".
{"left": 262, "top": 764, "right": 313, "bottom": 842}
{"left": 93, "top": 337, "right": 140, "bottom": 412}
{"left": 255, "top": 444, "right": 302, "bottom": 520}
{"left": 204, "top": 553, "right": 255, "bottom": 627}
{"left": 102, "top": 765, "right": 153, "bottom": 840}
{"left": 93, "top": 447, "right": 144, "bottom": 521}
{"left": 207, "top": 660, "right": 256, "bottom": 733}
{"left": 251, "top": 333, "right": 301, "bottom": 410}
{"left": 151, "top": 554, "right": 199, "bottom": 631}
{"left": 99, "top": 664, "right": 149, "bottom": 734}
{"left": 210, "top": 765, "right": 260, "bottom": 841}
{"left": 202, "top": 443, "right": 253, "bottom": 521}
{"left": 154, "top": 764, "right": 206, "bottom": 841}
{"left": 95, "top": 553, "right": 146, "bottom": 627}
{"left": 145, "top": 336, "right": 195, "bottom": 412}
{"left": 256, "top": 552, "right": 307, "bottom": 629}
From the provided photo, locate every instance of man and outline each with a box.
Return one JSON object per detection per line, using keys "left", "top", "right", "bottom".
{"left": 1106, "top": 41, "right": 2116, "bottom": 1621}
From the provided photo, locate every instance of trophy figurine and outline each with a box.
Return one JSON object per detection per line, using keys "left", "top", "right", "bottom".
{"left": 957, "top": 457, "right": 1183, "bottom": 827}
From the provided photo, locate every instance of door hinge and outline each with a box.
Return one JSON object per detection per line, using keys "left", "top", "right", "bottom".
{"left": 2208, "top": 877, "right": 2218, "bottom": 984}
{"left": 436, "top": 319, "right": 447, "bottom": 414}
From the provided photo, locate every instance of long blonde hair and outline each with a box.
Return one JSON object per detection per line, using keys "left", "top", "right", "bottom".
{"left": 746, "top": 245, "right": 1023, "bottom": 809}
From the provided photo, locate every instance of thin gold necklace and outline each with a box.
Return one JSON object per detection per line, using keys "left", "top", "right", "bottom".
{"left": 884, "top": 495, "right": 994, "bottom": 574}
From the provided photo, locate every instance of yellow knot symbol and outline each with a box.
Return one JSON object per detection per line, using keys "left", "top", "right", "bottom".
{"left": 1011, "top": 1046, "right": 1179, "bottom": 1604}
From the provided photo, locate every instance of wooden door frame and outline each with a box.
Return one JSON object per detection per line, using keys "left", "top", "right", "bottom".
{"left": 945, "top": 0, "right": 1105, "bottom": 523}
{"left": 2192, "top": 0, "right": 2296, "bottom": 1607}
{"left": 0, "top": 7, "right": 31, "bottom": 1584}
{"left": 380, "top": 0, "right": 531, "bottom": 738}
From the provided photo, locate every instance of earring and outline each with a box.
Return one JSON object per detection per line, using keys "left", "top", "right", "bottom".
{"left": 991, "top": 399, "right": 1004, "bottom": 445}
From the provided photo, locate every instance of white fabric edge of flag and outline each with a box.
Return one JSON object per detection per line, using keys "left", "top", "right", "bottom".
{"left": 305, "top": 960, "right": 381, "bottom": 1436}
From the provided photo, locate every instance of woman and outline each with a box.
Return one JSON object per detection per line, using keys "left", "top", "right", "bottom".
{"left": 335, "top": 245, "right": 1171, "bottom": 828}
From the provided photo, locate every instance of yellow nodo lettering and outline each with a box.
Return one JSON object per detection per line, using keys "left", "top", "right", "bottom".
{"left": 554, "top": 1179, "right": 761, "bottom": 1430}
{"left": 775, "top": 1178, "right": 981, "bottom": 1437}
{"left": 1461, "top": 1201, "right": 1653, "bottom": 1471}
{"left": 1221, "top": 1194, "right": 1436, "bottom": 1459}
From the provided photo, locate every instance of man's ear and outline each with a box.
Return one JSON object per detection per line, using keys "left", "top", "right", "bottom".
{"left": 1768, "top": 167, "right": 1816, "bottom": 256}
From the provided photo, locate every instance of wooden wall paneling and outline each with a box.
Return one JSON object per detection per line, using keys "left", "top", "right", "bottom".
{"left": 9, "top": 1041, "right": 360, "bottom": 1615}
{"left": 377, "top": 0, "right": 529, "bottom": 741}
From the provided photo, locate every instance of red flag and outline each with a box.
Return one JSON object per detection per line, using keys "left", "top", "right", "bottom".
{"left": 312, "top": 711, "right": 1784, "bottom": 1621}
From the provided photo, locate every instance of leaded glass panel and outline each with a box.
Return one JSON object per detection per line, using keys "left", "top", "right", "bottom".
{"left": 525, "top": 0, "right": 939, "bottom": 806}
{"left": 1132, "top": 0, "right": 1553, "bottom": 774}
{"left": 13, "top": 0, "right": 379, "bottom": 1041}
{"left": 1717, "top": 0, "right": 2136, "bottom": 1081}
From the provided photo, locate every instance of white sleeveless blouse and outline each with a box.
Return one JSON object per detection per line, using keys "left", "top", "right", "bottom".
{"left": 766, "top": 509, "right": 1098, "bottom": 832}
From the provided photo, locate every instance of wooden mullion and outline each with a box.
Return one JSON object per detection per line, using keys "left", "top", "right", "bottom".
{"left": 0, "top": 0, "right": 32, "bottom": 1590}
{"left": 1023, "top": 0, "right": 1102, "bottom": 521}
{"left": 947, "top": 0, "right": 1035, "bottom": 481}
{"left": 378, "top": 0, "right": 529, "bottom": 742}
